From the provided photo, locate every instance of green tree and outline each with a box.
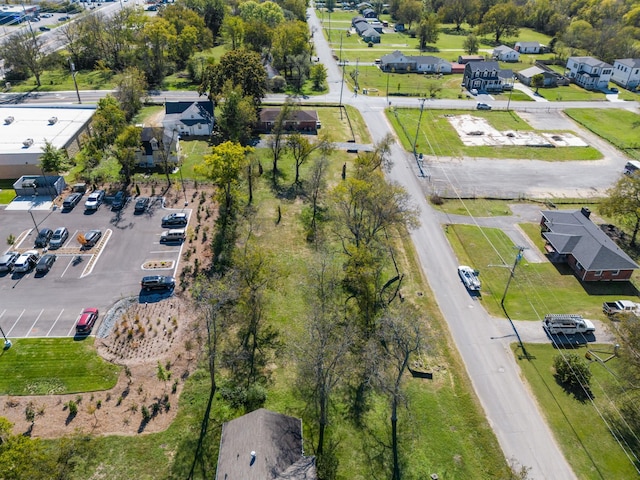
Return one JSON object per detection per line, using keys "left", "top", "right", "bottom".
{"left": 221, "top": 16, "right": 245, "bottom": 49}
{"left": 0, "top": 30, "right": 46, "bottom": 86}
{"left": 463, "top": 32, "right": 480, "bottom": 54}
{"left": 40, "top": 141, "right": 70, "bottom": 174}
{"left": 139, "top": 17, "right": 177, "bottom": 86}
{"left": 243, "top": 19, "right": 273, "bottom": 52}
{"left": 90, "top": 96, "right": 128, "bottom": 151}
{"left": 477, "top": 1, "right": 521, "bottom": 44}
{"left": 114, "top": 126, "right": 142, "bottom": 185}
{"left": 271, "top": 20, "right": 310, "bottom": 74}
{"left": 183, "top": 0, "right": 226, "bottom": 38}
{"left": 287, "top": 132, "right": 332, "bottom": 184}
{"left": 0, "top": 418, "right": 53, "bottom": 479}
{"left": 114, "top": 66, "right": 148, "bottom": 121}
{"left": 530, "top": 73, "right": 544, "bottom": 94}
{"left": 553, "top": 353, "right": 592, "bottom": 393}
{"left": 310, "top": 63, "right": 328, "bottom": 90}
{"left": 397, "top": 0, "right": 422, "bottom": 31}
{"left": 600, "top": 173, "right": 640, "bottom": 247}
{"left": 439, "top": 0, "right": 479, "bottom": 31}
{"left": 417, "top": 12, "right": 439, "bottom": 51}
{"left": 215, "top": 83, "right": 257, "bottom": 146}
{"left": 239, "top": 0, "right": 285, "bottom": 27}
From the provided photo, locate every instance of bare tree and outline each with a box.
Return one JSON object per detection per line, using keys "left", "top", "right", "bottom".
{"left": 288, "top": 132, "right": 332, "bottom": 184}
{"left": 1, "top": 30, "right": 46, "bottom": 86}
{"left": 267, "top": 99, "right": 296, "bottom": 183}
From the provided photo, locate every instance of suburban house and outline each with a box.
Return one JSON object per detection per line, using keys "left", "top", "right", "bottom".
{"left": 162, "top": 100, "right": 214, "bottom": 137}
{"left": 215, "top": 409, "right": 316, "bottom": 480}
{"left": 516, "top": 65, "right": 563, "bottom": 87}
{"left": 136, "top": 127, "right": 180, "bottom": 168}
{"left": 514, "top": 41, "right": 542, "bottom": 54}
{"left": 611, "top": 58, "right": 640, "bottom": 90}
{"left": 565, "top": 56, "right": 613, "bottom": 90}
{"left": 362, "top": 7, "right": 376, "bottom": 17}
{"left": 257, "top": 108, "right": 320, "bottom": 133}
{"left": 540, "top": 208, "right": 639, "bottom": 282}
{"left": 492, "top": 45, "right": 520, "bottom": 62}
{"left": 458, "top": 55, "right": 484, "bottom": 64}
{"left": 379, "top": 50, "right": 452, "bottom": 73}
{"left": 353, "top": 18, "right": 381, "bottom": 43}
{"left": 462, "top": 61, "right": 513, "bottom": 92}
{"left": 352, "top": 16, "right": 367, "bottom": 27}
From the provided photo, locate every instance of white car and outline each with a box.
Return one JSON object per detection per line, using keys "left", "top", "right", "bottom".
{"left": 84, "top": 190, "right": 105, "bottom": 210}
{"left": 13, "top": 250, "right": 40, "bottom": 273}
{"left": 458, "top": 265, "right": 481, "bottom": 291}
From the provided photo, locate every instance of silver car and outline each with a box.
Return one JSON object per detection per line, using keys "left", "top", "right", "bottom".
{"left": 49, "top": 227, "right": 69, "bottom": 249}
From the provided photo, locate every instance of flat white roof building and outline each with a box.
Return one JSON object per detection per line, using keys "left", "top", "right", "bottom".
{"left": 0, "top": 104, "right": 96, "bottom": 179}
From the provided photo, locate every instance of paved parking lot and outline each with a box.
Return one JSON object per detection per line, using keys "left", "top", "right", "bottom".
{"left": 0, "top": 195, "right": 189, "bottom": 339}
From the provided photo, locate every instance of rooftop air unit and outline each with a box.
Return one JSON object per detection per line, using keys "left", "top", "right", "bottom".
{"left": 4, "top": 116, "right": 14, "bottom": 125}
{"left": 48, "top": 116, "right": 58, "bottom": 125}
{"left": 23, "top": 138, "right": 34, "bottom": 148}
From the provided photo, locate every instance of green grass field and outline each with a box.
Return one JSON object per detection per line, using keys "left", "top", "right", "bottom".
{"left": 514, "top": 343, "right": 639, "bottom": 479}
{"left": 387, "top": 108, "right": 603, "bottom": 161}
{"left": 446, "top": 224, "right": 639, "bottom": 320}
{"left": 0, "top": 179, "right": 17, "bottom": 204}
{"left": 0, "top": 338, "right": 120, "bottom": 395}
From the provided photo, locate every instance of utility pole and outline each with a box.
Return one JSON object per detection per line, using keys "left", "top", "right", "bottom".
{"left": 386, "top": 72, "right": 390, "bottom": 105}
{"left": 413, "top": 97, "right": 427, "bottom": 159}
{"left": 506, "top": 75, "right": 515, "bottom": 112}
{"left": 501, "top": 246, "right": 524, "bottom": 308}
{"left": 69, "top": 59, "right": 82, "bottom": 104}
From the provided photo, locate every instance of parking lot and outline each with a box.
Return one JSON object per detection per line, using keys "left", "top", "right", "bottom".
{"left": 0, "top": 194, "right": 189, "bottom": 339}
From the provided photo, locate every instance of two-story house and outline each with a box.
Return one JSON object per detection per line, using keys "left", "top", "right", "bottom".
{"left": 611, "top": 58, "right": 640, "bottom": 91}
{"left": 565, "top": 56, "right": 613, "bottom": 91}
{"left": 462, "top": 61, "right": 513, "bottom": 93}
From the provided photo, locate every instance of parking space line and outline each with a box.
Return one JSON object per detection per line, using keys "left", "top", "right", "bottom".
{"left": 67, "top": 308, "right": 84, "bottom": 337}
{"left": 64, "top": 231, "right": 80, "bottom": 249}
{"left": 60, "top": 256, "right": 83, "bottom": 278}
{"left": 0, "top": 309, "right": 5, "bottom": 321}
{"left": 26, "top": 309, "right": 44, "bottom": 337}
{"left": 149, "top": 250, "right": 180, "bottom": 254}
{"left": 80, "top": 229, "right": 112, "bottom": 278}
{"left": 46, "top": 309, "right": 65, "bottom": 337}
{"left": 6, "top": 309, "right": 25, "bottom": 336}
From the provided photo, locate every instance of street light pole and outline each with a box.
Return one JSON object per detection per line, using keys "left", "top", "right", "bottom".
{"left": 69, "top": 59, "right": 82, "bottom": 104}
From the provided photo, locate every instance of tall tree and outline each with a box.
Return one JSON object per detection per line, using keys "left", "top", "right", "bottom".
{"left": 183, "top": 0, "right": 226, "bottom": 38}
{"left": 40, "top": 141, "right": 70, "bottom": 174}
{"left": 114, "top": 126, "right": 142, "bottom": 185}
{"left": 288, "top": 132, "right": 332, "bottom": 184}
{"left": 477, "top": 1, "right": 521, "bottom": 44}
{"left": 600, "top": 173, "right": 640, "bottom": 247}
{"left": 439, "top": 0, "right": 479, "bottom": 31}
{"left": 215, "top": 83, "right": 257, "bottom": 146}
{"left": 90, "top": 96, "right": 128, "bottom": 151}
{"left": 417, "top": 12, "right": 439, "bottom": 51}
{"left": 114, "top": 67, "right": 148, "bottom": 121}
{"left": 239, "top": 0, "right": 285, "bottom": 27}
{"left": 310, "top": 63, "right": 328, "bottom": 91}
{"left": 1, "top": 30, "right": 46, "bottom": 86}
{"left": 397, "top": 0, "right": 422, "bottom": 31}
{"left": 221, "top": 16, "right": 245, "bottom": 50}
{"left": 530, "top": 73, "right": 544, "bottom": 94}
{"left": 139, "top": 17, "right": 177, "bottom": 86}
{"left": 463, "top": 32, "right": 480, "bottom": 54}
{"left": 267, "top": 99, "right": 296, "bottom": 183}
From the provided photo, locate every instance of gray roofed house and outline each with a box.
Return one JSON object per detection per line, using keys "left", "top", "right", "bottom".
{"left": 540, "top": 208, "right": 638, "bottom": 282}
{"left": 162, "top": 101, "right": 214, "bottom": 137}
{"left": 351, "top": 16, "right": 368, "bottom": 27}
{"left": 362, "top": 7, "right": 376, "bottom": 17}
{"left": 516, "top": 65, "right": 567, "bottom": 87}
{"left": 379, "top": 50, "right": 451, "bottom": 73}
{"left": 462, "top": 60, "right": 513, "bottom": 92}
{"left": 492, "top": 45, "right": 519, "bottom": 62}
{"left": 566, "top": 56, "right": 613, "bottom": 91}
{"left": 136, "top": 127, "right": 180, "bottom": 168}
{"left": 514, "top": 41, "right": 542, "bottom": 54}
{"left": 612, "top": 58, "right": 640, "bottom": 90}
{"left": 215, "top": 409, "right": 316, "bottom": 480}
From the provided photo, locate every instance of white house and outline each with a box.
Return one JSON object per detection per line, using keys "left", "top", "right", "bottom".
{"left": 379, "top": 51, "right": 451, "bottom": 74}
{"left": 566, "top": 56, "right": 613, "bottom": 91}
{"left": 136, "top": 127, "right": 180, "bottom": 169}
{"left": 514, "top": 41, "right": 542, "bottom": 54}
{"left": 162, "top": 101, "right": 214, "bottom": 137}
{"left": 611, "top": 58, "right": 640, "bottom": 90}
{"left": 493, "top": 45, "right": 520, "bottom": 62}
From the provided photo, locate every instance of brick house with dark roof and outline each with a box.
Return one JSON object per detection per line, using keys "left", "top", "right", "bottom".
{"left": 257, "top": 108, "right": 319, "bottom": 133}
{"left": 540, "top": 208, "right": 639, "bottom": 281}
{"left": 215, "top": 409, "right": 316, "bottom": 480}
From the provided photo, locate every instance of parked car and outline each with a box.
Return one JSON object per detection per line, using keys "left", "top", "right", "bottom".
{"left": 141, "top": 275, "right": 175, "bottom": 291}
{"left": 75, "top": 307, "right": 99, "bottom": 334}
{"left": 476, "top": 102, "right": 492, "bottom": 110}
{"left": 112, "top": 191, "right": 126, "bottom": 210}
{"left": 63, "top": 192, "right": 82, "bottom": 210}
{"left": 161, "top": 212, "right": 188, "bottom": 227}
{"left": 134, "top": 197, "right": 150, "bottom": 213}
{"left": 39, "top": 25, "right": 51, "bottom": 31}
{"left": 13, "top": 251, "right": 40, "bottom": 273}
{"left": 458, "top": 265, "right": 481, "bottom": 291}
{"left": 58, "top": 15, "right": 70, "bottom": 21}
{"left": 35, "top": 254, "right": 56, "bottom": 274}
{"left": 0, "top": 252, "right": 20, "bottom": 272}
{"left": 82, "top": 230, "right": 102, "bottom": 248}
{"left": 160, "top": 228, "right": 186, "bottom": 243}
{"left": 49, "top": 227, "right": 69, "bottom": 249}
{"left": 41, "top": 13, "right": 53, "bottom": 18}
{"left": 34, "top": 228, "right": 53, "bottom": 248}
{"left": 84, "top": 190, "right": 105, "bottom": 210}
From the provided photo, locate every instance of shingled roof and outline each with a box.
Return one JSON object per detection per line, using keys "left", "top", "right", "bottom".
{"left": 541, "top": 210, "right": 639, "bottom": 271}
{"left": 215, "top": 409, "right": 316, "bottom": 480}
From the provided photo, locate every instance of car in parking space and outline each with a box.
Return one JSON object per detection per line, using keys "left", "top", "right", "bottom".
{"left": 34, "top": 228, "right": 53, "bottom": 248}
{"left": 0, "top": 252, "right": 20, "bottom": 273}
{"left": 35, "top": 254, "right": 56, "bottom": 274}
{"left": 141, "top": 275, "right": 175, "bottom": 291}
{"left": 160, "top": 228, "right": 186, "bottom": 243}
{"left": 13, "top": 250, "right": 40, "bottom": 273}
{"left": 161, "top": 212, "right": 188, "bottom": 227}
{"left": 476, "top": 102, "right": 492, "bottom": 110}
{"left": 134, "top": 197, "right": 150, "bottom": 213}
{"left": 75, "top": 307, "right": 99, "bottom": 335}
{"left": 39, "top": 25, "right": 51, "bottom": 31}
{"left": 49, "top": 227, "right": 69, "bottom": 249}
{"left": 63, "top": 192, "right": 82, "bottom": 210}
{"left": 58, "top": 15, "right": 70, "bottom": 21}
{"left": 112, "top": 191, "right": 126, "bottom": 210}
{"left": 81, "top": 230, "right": 102, "bottom": 248}
{"left": 84, "top": 190, "right": 105, "bottom": 210}
{"left": 41, "top": 13, "right": 53, "bottom": 18}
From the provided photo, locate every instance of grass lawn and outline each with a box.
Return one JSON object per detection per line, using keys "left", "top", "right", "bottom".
{"left": 433, "top": 198, "right": 518, "bottom": 217}
{"left": 537, "top": 84, "right": 608, "bottom": 102}
{"left": 445, "top": 224, "right": 640, "bottom": 320}
{"left": 387, "top": 108, "right": 602, "bottom": 160}
{"left": 514, "top": 343, "right": 639, "bottom": 479}
{"left": 131, "top": 105, "right": 164, "bottom": 125}
{"left": 0, "top": 179, "right": 17, "bottom": 204}
{"left": 564, "top": 108, "right": 640, "bottom": 160}
{"left": 7, "top": 69, "right": 116, "bottom": 92}
{"left": 0, "top": 338, "right": 120, "bottom": 395}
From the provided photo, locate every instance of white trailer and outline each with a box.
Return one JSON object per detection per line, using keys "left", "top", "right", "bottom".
{"left": 543, "top": 314, "right": 595, "bottom": 335}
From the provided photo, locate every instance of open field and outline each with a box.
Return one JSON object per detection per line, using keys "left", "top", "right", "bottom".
{"left": 0, "top": 338, "right": 120, "bottom": 395}
{"left": 514, "top": 343, "right": 639, "bottom": 479}
{"left": 537, "top": 84, "right": 609, "bottom": 102}
{"left": 446, "top": 224, "right": 639, "bottom": 320}
{"left": 387, "top": 108, "right": 603, "bottom": 160}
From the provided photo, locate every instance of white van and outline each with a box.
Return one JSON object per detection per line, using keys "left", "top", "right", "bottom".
{"left": 623, "top": 161, "right": 640, "bottom": 175}
{"left": 543, "top": 314, "right": 595, "bottom": 335}
{"left": 160, "top": 228, "right": 186, "bottom": 243}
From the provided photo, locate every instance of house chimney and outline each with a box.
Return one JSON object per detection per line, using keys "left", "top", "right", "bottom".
{"left": 581, "top": 207, "right": 591, "bottom": 218}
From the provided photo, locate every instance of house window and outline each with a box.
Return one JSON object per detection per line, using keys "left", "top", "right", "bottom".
{"left": 594, "top": 270, "right": 602, "bottom": 276}
{"left": 612, "top": 270, "right": 620, "bottom": 276}
{"left": 198, "top": 124, "right": 202, "bottom": 130}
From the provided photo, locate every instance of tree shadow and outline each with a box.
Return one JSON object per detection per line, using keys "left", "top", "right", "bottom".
{"left": 554, "top": 374, "right": 593, "bottom": 403}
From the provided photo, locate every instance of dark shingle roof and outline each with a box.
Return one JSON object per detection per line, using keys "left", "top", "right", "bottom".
{"left": 466, "top": 60, "right": 500, "bottom": 72}
{"left": 164, "top": 101, "right": 214, "bottom": 126}
{"left": 215, "top": 409, "right": 316, "bottom": 480}
{"left": 541, "top": 210, "right": 639, "bottom": 271}
{"left": 259, "top": 108, "right": 318, "bottom": 123}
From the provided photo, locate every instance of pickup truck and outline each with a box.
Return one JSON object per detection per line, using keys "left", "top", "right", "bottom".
{"left": 602, "top": 300, "right": 640, "bottom": 316}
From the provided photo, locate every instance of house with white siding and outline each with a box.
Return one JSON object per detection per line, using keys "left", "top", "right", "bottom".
{"left": 565, "top": 56, "right": 613, "bottom": 91}
{"left": 611, "top": 58, "right": 640, "bottom": 90}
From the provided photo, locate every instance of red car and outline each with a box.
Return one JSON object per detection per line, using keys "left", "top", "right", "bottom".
{"left": 75, "top": 308, "right": 99, "bottom": 335}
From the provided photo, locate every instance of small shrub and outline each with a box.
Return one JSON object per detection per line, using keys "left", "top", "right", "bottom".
{"left": 117, "top": 396, "right": 123, "bottom": 406}
{"left": 96, "top": 400, "right": 102, "bottom": 409}
{"left": 141, "top": 405, "right": 151, "bottom": 421}
{"left": 25, "top": 402, "right": 36, "bottom": 423}
{"left": 429, "top": 194, "right": 444, "bottom": 205}
{"left": 66, "top": 400, "right": 78, "bottom": 416}
{"left": 130, "top": 403, "right": 138, "bottom": 413}
{"left": 7, "top": 234, "right": 15, "bottom": 246}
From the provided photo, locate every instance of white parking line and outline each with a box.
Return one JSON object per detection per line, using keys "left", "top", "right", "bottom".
{"left": 6, "top": 309, "right": 25, "bottom": 336}
{"left": 26, "top": 309, "right": 44, "bottom": 337}
{"left": 60, "top": 256, "right": 82, "bottom": 278}
{"left": 46, "top": 309, "right": 65, "bottom": 337}
{"left": 0, "top": 309, "right": 5, "bottom": 320}
{"left": 67, "top": 308, "right": 84, "bottom": 337}
{"left": 149, "top": 250, "right": 180, "bottom": 254}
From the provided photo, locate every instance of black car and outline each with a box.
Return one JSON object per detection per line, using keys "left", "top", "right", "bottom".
{"left": 63, "top": 192, "right": 82, "bottom": 210}
{"left": 35, "top": 254, "right": 56, "bottom": 273}
{"left": 134, "top": 197, "right": 150, "bottom": 213}
{"left": 112, "top": 191, "right": 126, "bottom": 210}
{"left": 82, "top": 230, "right": 102, "bottom": 247}
{"left": 34, "top": 228, "right": 54, "bottom": 248}
{"left": 39, "top": 25, "right": 50, "bottom": 31}
{"left": 0, "top": 252, "right": 20, "bottom": 273}
{"left": 141, "top": 275, "right": 176, "bottom": 291}
{"left": 161, "top": 212, "right": 188, "bottom": 227}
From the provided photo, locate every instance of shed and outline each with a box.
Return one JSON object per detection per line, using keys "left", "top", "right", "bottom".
{"left": 13, "top": 175, "right": 66, "bottom": 197}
